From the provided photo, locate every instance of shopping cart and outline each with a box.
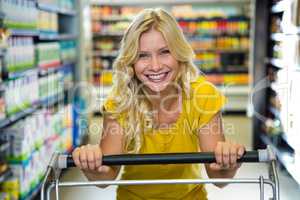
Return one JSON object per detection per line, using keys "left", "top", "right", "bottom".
{"left": 40, "top": 145, "right": 279, "bottom": 200}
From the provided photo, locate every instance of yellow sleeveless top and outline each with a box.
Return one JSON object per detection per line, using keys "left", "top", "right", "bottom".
{"left": 103, "top": 76, "right": 226, "bottom": 200}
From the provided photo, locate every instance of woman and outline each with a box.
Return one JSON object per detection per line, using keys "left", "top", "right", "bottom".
{"left": 72, "top": 8, "right": 245, "bottom": 200}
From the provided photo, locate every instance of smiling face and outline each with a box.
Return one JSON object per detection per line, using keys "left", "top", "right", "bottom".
{"left": 134, "top": 28, "right": 180, "bottom": 94}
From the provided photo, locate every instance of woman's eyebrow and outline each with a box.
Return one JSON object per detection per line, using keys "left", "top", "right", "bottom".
{"left": 159, "top": 46, "right": 168, "bottom": 51}
{"left": 138, "top": 46, "right": 168, "bottom": 53}
{"left": 138, "top": 50, "right": 149, "bottom": 53}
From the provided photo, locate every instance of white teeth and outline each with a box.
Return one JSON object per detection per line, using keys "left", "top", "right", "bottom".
{"left": 148, "top": 73, "right": 165, "bottom": 80}
{"left": 146, "top": 72, "right": 168, "bottom": 82}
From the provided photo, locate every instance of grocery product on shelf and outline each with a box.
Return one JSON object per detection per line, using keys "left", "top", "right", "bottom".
{"left": 60, "top": 64, "right": 74, "bottom": 91}
{"left": 177, "top": 17, "right": 249, "bottom": 36}
{"left": 0, "top": 0, "right": 38, "bottom": 30}
{"left": 205, "top": 73, "right": 248, "bottom": 85}
{"left": 38, "top": 10, "right": 58, "bottom": 34}
{"left": 4, "top": 70, "right": 39, "bottom": 116}
{"left": 38, "top": 0, "right": 75, "bottom": 11}
{"left": 91, "top": 5, "right": 142, "bottom": 20}
{"left": 60, "top": 40, "right": 77, "bottom": 63}
{"left": 39, "top": 72, "right": 64, "bottom": 103}
{"left": 5, "top": 37, "right": 35, "bottom": 74}
{"left": 36, "top": 42, "right": 61, "bottom": 69}
{"left": 0, "top": 105, "right": 73, "bottom": 199}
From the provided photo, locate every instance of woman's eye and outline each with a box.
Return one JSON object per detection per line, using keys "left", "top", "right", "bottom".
{"left": 138, "top": 53, "right": 149, "bottom": 58}
{"left": 161, "top": 49, "right": 170, "bottom": 54}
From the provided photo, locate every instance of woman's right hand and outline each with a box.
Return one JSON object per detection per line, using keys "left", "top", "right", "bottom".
{"left": 72, "top": 144, "right": 110, "bottom": 173}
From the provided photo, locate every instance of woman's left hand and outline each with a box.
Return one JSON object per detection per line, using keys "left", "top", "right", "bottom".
{"left": 209, "top": 141, "right": 245, "bottom": 171}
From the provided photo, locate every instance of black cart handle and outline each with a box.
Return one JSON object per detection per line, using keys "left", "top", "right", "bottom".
{"left": 56, "top": 148, "right": 275, "bottom": 169}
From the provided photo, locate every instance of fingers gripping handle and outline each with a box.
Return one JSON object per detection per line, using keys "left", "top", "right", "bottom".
{"left": 57, "top": 148, "right": 276, "bottom": 169}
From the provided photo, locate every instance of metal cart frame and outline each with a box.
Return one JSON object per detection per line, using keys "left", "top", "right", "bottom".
{"left": 40, "top": 146, "right": 279, "bottom": 200}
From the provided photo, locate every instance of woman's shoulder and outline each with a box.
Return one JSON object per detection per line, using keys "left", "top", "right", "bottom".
{"left": 183, "top": 75, "right": 226, "bottom": 129}
{"left": 186, "top": 75, "right": 227, "bottom": 113}
{"left": 189, "top": 75, "right": 221, "bottom": 97}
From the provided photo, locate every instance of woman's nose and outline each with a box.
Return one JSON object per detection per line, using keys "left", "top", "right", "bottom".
{"left": 149, "top": 55, "right": 162, "bottom": 71}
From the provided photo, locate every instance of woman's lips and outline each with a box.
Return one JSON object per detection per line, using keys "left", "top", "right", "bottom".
{"left": 145, "top": 71, "right": 170, "bottom": 83}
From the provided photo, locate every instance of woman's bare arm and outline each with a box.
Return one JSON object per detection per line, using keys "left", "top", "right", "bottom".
{"left": 198, "top": 112, "right": 244, "bottom": 188}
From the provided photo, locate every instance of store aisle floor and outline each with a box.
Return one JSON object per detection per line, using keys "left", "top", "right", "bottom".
{"left": 56, "top": 115, "right": 300, "bottom": 200}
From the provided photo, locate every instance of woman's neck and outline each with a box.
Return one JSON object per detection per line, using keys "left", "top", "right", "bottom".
{"left": 145, "top": 85, "right": 181, "bottom": 112}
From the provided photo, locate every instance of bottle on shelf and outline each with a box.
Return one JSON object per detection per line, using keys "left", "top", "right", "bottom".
{"left": 38, "top": 10, "right": 58, "bottom": 35}
{"left": 6, "top": 37, "right": 35, "bottom": 75}
{"left": 0, "top": 0, "right": 38, "bottom": 30}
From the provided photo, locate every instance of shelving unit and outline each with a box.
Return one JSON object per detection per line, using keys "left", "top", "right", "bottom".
{"left": 252, "top": 0, "right": 300, "bottom": 185}
{"left": 0, "top": 170, "right": 12, "bottom": 183}
{"left": 89, "top": 0, "right": 252, "bottom": 114}
{"left": 0, "top": 0, "right": 84, "bottom": 199}
{"left": 39, "top": 33, "right": 77, "bottom": 41}
{"left": 37, "top": 2, "right": 77, "bottom": 16}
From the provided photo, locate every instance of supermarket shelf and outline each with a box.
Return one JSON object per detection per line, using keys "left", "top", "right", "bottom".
{"left": 8, "top": 106, "right": 38, "bottom": 124}
{"left": 0, "top": 118, "right": 11, "bottom": 129}
{"left": 187, "top": 32, "right": 249, "bottom": 37}
{"left": 93, "top": 50, "right": 118, "bottom": 57}
{"left": 39, "top": 61, "right": 76, "bottom": 76}
{"left": 93, "top": 16, "right": 132, "bottom": 22}
{"left": 38, "top": 60, "right": 61, "bottom": 69}
{"left": 271, "top": 33, "right": 285, "bottom": 42}
{"left": 201, "top": 69, "right": 248, "bottom": 74}
{"left": 39, "top": 94, "right": 64, "bottom": 108}
{"left": 177, "top": 16, "right": 249, "bottom": 21}
{"left": 0, "top": 141, "right": 10, "bottom": 152}
{"left": 0, "top": 169, "right": 12, "bottom": 183}
{"left": 271, "top": 0, "right": 291, "bottom": 13}
{"left": 0, "top": 95, "right": 63, "bottom": 129}
{"left": 267, "top": 58, "right": 284, "bottom": 69}
{"left": 0, "top": 105, "right": 38, "bottom": 129}
{"left": 217, "top": 85, "right": 249, "bottom": 96}
{"left": 9, "top": 29, "right": 39, "bottom": 37}
{"left": 0, "top": 94, "right": 65, "bottom": 129}
{"left": 260, "top": 134, "right": 300, "bottom": 185}
{"left": 39, "top": 33, "right": 77, "bottom": 41}
{"left": 37, "top": 2, "right": 76, "bottom": 16}
{"left": 218, "top": 85, "right": 249, "bottom": 112}
{"left": 5, "top": 67, "right": 37, "bottom": 80}
{"left": 271, "top": 32, "right": 299, "bottom": 41}
{"left": 62, "top": 60, "right": 77, "bottom": 66}
{"left": 91, "top": 0, "right": 250, "bottom": 5}
{"left": 271, "top": 33, "right": 285, "bottom": 41}
{"left": 93, "top": 32, "right": 123, "bottom": 37}
{"left": 58, "top": 8, "right": 77, "bottom": 16}
{"left": 39, "top": 66, "right": 61, "bottom": 76}
{"left": 195, "top": 48, "right": 249, "bottom": 53}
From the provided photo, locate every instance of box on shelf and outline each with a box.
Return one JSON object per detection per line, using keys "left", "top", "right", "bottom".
{"left": 36, "top": 42, "right": 61, "bottom": 69}
{"left": 0, "top": 0, "right": 38, "bottom": 30}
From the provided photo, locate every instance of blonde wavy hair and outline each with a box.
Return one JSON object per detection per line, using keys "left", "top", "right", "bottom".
{"left": 104, "top": 8, "right": 199, "bottom": 153}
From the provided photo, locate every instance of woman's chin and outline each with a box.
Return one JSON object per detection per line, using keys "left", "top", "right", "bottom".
{"left": 145, "top": 82, "right": 170, "bottom": 93}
